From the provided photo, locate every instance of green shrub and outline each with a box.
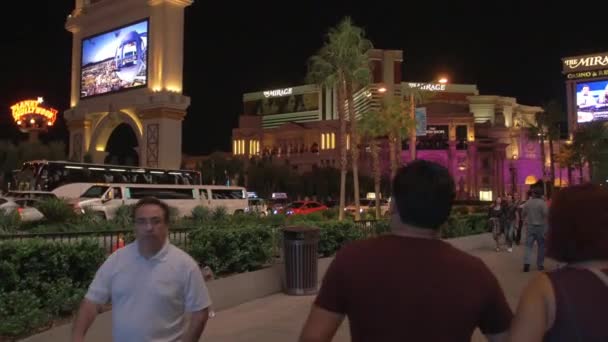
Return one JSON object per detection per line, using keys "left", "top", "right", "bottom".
{"left": 0, "top": 239, "right": 105, "bottom": 337}
{"left": 191, "top": 205, "right": 211, "bottom": 222}
{"left": 211, "top": 206, "right": 228, "bottom": 221}
{"left": 0, "top": 290, "right": 50, "bottom": 337}
{"left": 317, "top": 221, "right": 366, "bottom": 257}
{"left": 111, "top": 204, "right": 133, "bottom": 228}
{"left": 441, "top": 214, "right": 488, "bottom": 238}
{"left": 188, "top": 224, "right": 274, "bottom": 275}
{"left": 321, "top": 208, "right": 339, "bottom": 220}
{"left": 0, "top": 210, "right": 20, "bottom": 233}
{"left": 33, "top": 198, "right": 76, "bottom": 223}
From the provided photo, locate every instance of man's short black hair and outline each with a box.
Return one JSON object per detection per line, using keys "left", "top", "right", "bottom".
{"left": 132, "top": 197, "right": 170, "bottom": 223}
{"left": 392, "top": 160, "right": 455, "bottom": 230}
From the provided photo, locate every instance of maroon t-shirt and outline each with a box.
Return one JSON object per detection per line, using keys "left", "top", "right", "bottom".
{"left": 315, "top": 235, "right": 513, "bottom": 341}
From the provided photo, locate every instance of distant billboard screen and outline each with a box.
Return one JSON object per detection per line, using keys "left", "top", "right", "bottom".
{"left": 576, "top": 80, "right": 608, "bottom": 123}
{"left": 80, "top": 19, "right": 148, "bottom": 99}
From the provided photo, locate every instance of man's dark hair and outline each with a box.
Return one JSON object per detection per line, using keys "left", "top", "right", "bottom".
{"left": 132, "top": 197, "right": 170, "bottom": 223}
{"left": 392, "top": 160, "right": 455, "bottom": 230}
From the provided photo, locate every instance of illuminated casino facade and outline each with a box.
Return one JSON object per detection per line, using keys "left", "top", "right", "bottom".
{"left": 232, "top": 49, "right": 576, "bottom": 200}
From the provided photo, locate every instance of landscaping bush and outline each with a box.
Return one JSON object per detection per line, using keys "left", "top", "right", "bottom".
{"left": 33, "top": 198, "right": 76, "bottom": 223}
{"left": 0, "top": 210, "right": 20, "bottom": 233}
{"left": 317, "top": 221, "right": 366, "bottom": 257}
{"left": 442, "top": 214, "right": 488, "bottom": 238}
{"left": 191, "top": 205, "right": 211, "bottom": 222}
{"left": 0, "top": 239, "right": 105, "bottom": 338}
{"left": 187, "top": 224, "right": 274, "bottom": 276}
{"left": 111, "top": 204, "right": 133, "bottom": 228}
{"left": 211, "top": 206, "right": 228, "bottom": 221}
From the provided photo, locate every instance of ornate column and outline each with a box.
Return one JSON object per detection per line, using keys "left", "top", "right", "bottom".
{"left": 66, "top": 119, "right": 92, "bottom": 162}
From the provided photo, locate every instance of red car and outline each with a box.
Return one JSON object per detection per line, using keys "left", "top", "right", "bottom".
{"left": 285, "top": 201, "right": 328, "bottom": 215}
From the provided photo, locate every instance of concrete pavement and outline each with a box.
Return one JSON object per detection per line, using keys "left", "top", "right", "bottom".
{"left": 23, "top": 243, "right": 555, "bottom": 342}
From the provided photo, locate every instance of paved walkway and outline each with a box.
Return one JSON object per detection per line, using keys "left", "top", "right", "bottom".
{"left": 23, "top": 243, "right": 555, "bottom": 342}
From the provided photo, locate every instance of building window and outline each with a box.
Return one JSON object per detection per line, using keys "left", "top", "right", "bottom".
{"left": 233, "top": 139, "right": 246, "bottom": 155}
{"left": 248, "top": 140, "right": 260, "bottom": 155}
{"left": 479, "top": 190, "right": 493, "bottom": 202}
{"left": 321, "top": 132, "right": 336, "bottom": 150}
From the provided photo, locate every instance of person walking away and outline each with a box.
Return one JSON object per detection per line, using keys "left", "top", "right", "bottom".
{"left": 299, "top": 160, "right": 512, "bottom": 342}
{"left": 504, "top": 195, "right": 518, "bottom": 253}
{"left": 522, "top": 188, "right": 548, "bottom": 272}
{"left": 71, "top": 197, "right": 212, "bottom": 342}
{"left": 509, "top": 184, "right": 608, "bottom": 341}
{"left": 488, "top": 197, "right": 507, "bottom": 252}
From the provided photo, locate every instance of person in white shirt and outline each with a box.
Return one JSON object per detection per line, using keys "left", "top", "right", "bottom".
{"left": 72, "top": 197, "right": 211, "bottom": 342}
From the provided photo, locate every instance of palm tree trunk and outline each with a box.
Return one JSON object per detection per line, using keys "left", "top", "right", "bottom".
{"left": 588, "top": 161, "right": 594, "bottom": 181}
{"left": 346, "top": 82, "right": 361, "bottom": 220}
{"left": 337, "top": 81, "right": 347, "bottom": 221}
{"left": 549, "top": 138, "right": 555, "bottom": 186}
{"left": 371, "top": 140, "right": 381, "bottom": 219}
{"left": 388, "top": 133, "right": 397, "bottom": 181}
{"left": 567, "top": 166, "right": 572, "bottom": 186}
{"left": 539, "top": 136, "right": 547, "bottom": 195}
{"left": 409, "top": 93, "right": 416, "bottom": 161}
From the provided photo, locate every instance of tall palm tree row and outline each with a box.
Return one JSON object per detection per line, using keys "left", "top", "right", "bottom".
{"left": 359, "top": 98, "right": 413, "bottom": 218}
{"left": 307, "top": 17, "right": 373, "bottom": 221}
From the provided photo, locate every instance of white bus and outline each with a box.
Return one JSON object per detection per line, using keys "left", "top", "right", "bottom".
{"left": 12, "top": 160, "right": 202, "bottom": 192}
{"left": 72, "top": 183, "right": 248, "bottom": 219}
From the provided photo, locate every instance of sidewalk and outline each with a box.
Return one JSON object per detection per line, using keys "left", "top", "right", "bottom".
{"left": 23, "top": 243, "right": 554, "bottom": 342}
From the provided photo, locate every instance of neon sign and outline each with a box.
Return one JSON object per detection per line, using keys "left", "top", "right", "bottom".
{"left": 263, "top": 88, "right": 293, "bottom": 98}
{"left": 562, "top": 53, "right": 608, "bottom": 73}
{"left": 407, "top": 82, "right": 446, "bottom": 92}
{"left": 10, "top": 98, "right": 58, "bottom": 126}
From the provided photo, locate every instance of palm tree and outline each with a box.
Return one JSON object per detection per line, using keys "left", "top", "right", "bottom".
{"left": 572, "top": 121, "right": 608, "bottom": 182}
{"left": 359, "top": 98, "right": 412, "bottom": 218}
{"left": 307, "top": 17, "right": 373, "bottom": 221}
{"left": 402, "top": 87, "right": 436, "bottom": 162}
{"left": 554, "top": 143, "right": 577, "bottom": 186}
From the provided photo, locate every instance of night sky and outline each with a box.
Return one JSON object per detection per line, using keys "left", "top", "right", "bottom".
{"left": 2, "top": 1, "right": 608, "bottom": 156}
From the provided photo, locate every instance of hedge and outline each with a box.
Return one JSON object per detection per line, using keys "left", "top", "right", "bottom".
{"left": 0, "top": 239, "right": 105, "bottom": 338}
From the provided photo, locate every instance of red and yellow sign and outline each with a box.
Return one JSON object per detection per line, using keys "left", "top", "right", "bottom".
{"left": 10, "top": 99, "right": 58, "bottom": 126}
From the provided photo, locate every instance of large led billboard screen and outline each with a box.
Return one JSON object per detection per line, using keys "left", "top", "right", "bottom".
{"left": 576, "top": 80, "right": 608, "bottom": 123}
{"left": 80, "top": 19, "right": 148, "bottom": 99}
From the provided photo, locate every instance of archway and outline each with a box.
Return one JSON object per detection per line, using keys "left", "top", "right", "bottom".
{"left": 87, "top": 111, "right": 144, "bottom": 165}
{"left": 104, "top": 123, "right": 139, "bottom": 166}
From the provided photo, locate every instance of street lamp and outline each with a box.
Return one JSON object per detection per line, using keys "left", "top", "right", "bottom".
{"left": 438, "top": 77, "right": 448, "bottom": 84}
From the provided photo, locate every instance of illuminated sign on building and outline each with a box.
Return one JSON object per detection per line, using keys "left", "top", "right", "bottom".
{"left": 10, "top": 98, "right": 58, "bottom": 126}
{"left": 565, "top": 69, "right": 608, "bottom": 80}
{"left": 263, "top": 88, "right": 293, "bottom": 98}
{"left": 407, "top": 82, "right": 446, "bottom": 92}
{"left": 562, "top": 53, "right": 608, "bottom": 73}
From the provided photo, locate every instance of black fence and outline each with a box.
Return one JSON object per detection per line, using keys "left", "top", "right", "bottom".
{"left": 0, "top": 228, "right": 194, "bottom": 254}
{"left": 0, "top": 221, "right": 385, "bottom": 255}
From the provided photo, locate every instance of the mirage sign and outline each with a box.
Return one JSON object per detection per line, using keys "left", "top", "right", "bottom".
{"left": 562, "top": 52, "right": 608, "bottom": 73}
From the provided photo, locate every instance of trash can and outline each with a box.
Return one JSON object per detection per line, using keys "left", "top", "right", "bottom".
{"left": 282, "top": 226, "right": 320, "bottom": 295}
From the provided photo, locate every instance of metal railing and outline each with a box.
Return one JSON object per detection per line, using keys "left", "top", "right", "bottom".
{"left": 0, "top": 228, "right": 194, "bottom": 254}
{"left": 0, "top": 220, "right": 385, "bottom": 255}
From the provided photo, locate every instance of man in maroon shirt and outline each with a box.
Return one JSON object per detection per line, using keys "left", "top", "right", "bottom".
{"left": 299, "top": 160, "right": 512, "bottom": 342}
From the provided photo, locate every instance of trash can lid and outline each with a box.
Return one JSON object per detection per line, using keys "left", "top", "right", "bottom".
{"left": 282, "top": 226, "right": 320, "bottom": 240}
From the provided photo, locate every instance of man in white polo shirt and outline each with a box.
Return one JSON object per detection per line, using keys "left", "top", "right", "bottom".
{"left": 72, "top": 197, "right": 211, "bottom": 342}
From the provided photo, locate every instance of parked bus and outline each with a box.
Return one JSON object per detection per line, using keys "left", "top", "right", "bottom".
{"left": 12, "top": 160, "right": 202, "bottom": 192}
{"left": 72, "top": 183, "right": 247, "bottom": 219}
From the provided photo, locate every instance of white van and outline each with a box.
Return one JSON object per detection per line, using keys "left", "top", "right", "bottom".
{"left": 72, "top": 183, "right": 247, "bottom": 219}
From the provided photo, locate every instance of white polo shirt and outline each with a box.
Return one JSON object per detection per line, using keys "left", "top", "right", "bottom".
{"left": 85, "top": 240, "right": 211, "bottom": 342}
